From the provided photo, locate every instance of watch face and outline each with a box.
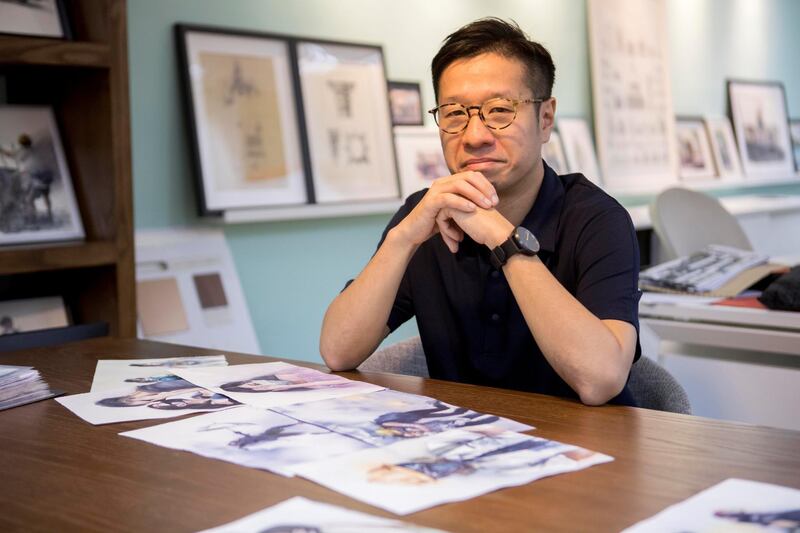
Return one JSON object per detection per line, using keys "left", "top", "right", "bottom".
{"left": 514, "top": 227, "right": 540, "bottom": 254}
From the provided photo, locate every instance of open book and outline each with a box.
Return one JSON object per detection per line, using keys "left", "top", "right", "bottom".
{"left": 640, "top": 245, "right": 777, "bottom": 297}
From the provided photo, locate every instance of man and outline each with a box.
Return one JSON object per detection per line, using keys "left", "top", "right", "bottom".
{"left": 320, "top": 18, "right": 641, "bottom": 406}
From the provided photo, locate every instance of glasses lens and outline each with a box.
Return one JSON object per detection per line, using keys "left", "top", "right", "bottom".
{"left": 436, "top": 103, "right": 469, "bottom": 133}
{"left": 482, "top": 98, "right": 517, "bottom": 129}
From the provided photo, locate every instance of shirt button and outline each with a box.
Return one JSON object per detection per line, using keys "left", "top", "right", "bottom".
{"left": 491, "top": 270, "right": 500, "bottom": 278}
{"left": 491, "top": 313, "right": 501, "bottom": 322}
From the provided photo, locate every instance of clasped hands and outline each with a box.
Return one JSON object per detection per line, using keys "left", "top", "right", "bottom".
{"left": 395, "top": 171, "right": 515, "bottom": 254}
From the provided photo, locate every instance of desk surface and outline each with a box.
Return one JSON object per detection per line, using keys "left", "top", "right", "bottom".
{"left": 2, "top": 338, "right": 800, "bottom": 533}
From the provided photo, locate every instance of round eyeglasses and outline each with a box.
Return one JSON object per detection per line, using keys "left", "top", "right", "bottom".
{"left": 428, "top": 97, "right": 545, "bottom": 134}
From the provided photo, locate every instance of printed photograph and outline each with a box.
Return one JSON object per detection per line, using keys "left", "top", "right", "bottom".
{"left": 541, "top": 131, "right": 568, "bottom": 175}
{"left": 121, "top": 406, "right": 370, "bottom": 478}
{"left": 197, "top": 496, "right": 448, "bottom": 533}
{"left": 675, "top": 118, "right": 716, "bottom": 180}
{"left": 294, "top": 429, "right": 613, "bottom": 515}
{"left": 704, "top": 116, "right": 743, "bottom": 179}
{"left": 622, "top": 478, "right": 800, "bottom": 532}
{"left": 171, "top": 361, "right": 384, "bottom": 409}
{"left": 56, "top": 377, "right": 239, "bottom": 425}
{"left": 274, "top": 389, "right": 533, "bottom": 447}
{"left": 0, "top": 106, "right": 84, "bottom": 245}
{"left": 388, "top": 81, "right": 424, "bottom": 126}
{"left": 0, "top": 0, "right": 68, "bottom": 38}
{"left": 0, "top": 296, "right": 68, "bottom": 336}
{"left": 557, "top": 117, "right": 602, "bottom": 185}
{"left": 790, "top": 119, "right": 800, "bottom": 171}
{"left": 394, "top": 127, "right": 449, "bottom": 197}
{"left": 90, "top": 355, "right": 227, "bottom": 393}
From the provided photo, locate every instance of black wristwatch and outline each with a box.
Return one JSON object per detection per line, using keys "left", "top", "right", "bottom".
{"left": 489, "top": 226, "right": 540, "bottom": 269}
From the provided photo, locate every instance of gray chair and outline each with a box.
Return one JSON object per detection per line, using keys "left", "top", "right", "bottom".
{"left": 650, "top": 187, "right": 752, "bottom": 260}
{"left": 360, "top": 336, "right": 691, "bottom": 414}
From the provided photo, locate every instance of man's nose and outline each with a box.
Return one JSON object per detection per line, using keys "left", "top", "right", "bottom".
{"left": 462, "top": 108, "right": 495, "bottom": 147}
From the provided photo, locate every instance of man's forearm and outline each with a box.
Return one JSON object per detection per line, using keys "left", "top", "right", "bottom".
{"left": 320, "top": 227, "right": 420, "bottom": 371}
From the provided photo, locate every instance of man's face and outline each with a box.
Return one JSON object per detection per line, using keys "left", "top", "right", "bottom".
{"left": 437, "top": 52, "right": 555, "bottom": 195}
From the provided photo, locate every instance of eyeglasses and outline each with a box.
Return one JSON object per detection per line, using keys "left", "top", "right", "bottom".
{"left": 428, "top": 97, "right": 545, "bottom": 134}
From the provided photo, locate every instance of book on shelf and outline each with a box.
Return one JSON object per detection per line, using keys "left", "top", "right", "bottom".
{"left": 639, "top": 245, "right": 784, "bottom": 297}
{"left": 0, "top": 365, "right": 62, "bottom": 411}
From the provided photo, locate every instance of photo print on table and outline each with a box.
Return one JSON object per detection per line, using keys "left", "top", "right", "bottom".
{"left": 193, "top": 272, "right": 232, "bottom": 327}
{"left": 136, "top": 277, "right": 190, "bottom": 337}
{"left": 0, "top": 106, "right": 84, "bottom": 246}
{"left": 91, "top": 355, "right": 228, "bottom": 393}
{"left": 675, "top": 117, "right": 717, "bottom": 181}
{"left": 274, "top": 389, "right": 533, "bottom": 447}
{"left": 56, "top": 377, "right": 239, "bottom": 425}
{"left": 171, "top": 361, "right": 384, "bottom": 409}
{"left": 121, "top": 405, "right": 371, "bottom": 478}
{"left": 294, "top": 428, "right": 614, "bottom": 515}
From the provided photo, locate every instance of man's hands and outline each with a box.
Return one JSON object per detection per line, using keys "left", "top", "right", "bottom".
{"left": 392, "top": 171, "right": 510, "bottom": 253}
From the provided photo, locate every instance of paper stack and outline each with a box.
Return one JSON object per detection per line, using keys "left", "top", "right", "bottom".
{"left": 0, "top": 365, "right": 59, "bottom": 411}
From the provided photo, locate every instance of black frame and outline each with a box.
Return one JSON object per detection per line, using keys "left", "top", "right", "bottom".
{"left": 387, "top": 80, "right": 424, "bottom": 126}
{"left": 726, "top": 79, "right": 795, "bottom": 178}
{"left": 0, "top": 0, "right": 71, "bottom": 40}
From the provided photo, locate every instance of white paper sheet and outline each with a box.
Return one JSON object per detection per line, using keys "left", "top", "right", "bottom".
{"left": 294, "top": 429, "right": 613, "bottom": 515}
{"left": 91, "top": 355, "right": 227, "bottom": 392}
{"left": 198, "top": 496, "right": 448, "bottom": 532}
{"left": 622, "top": 478, "right": 800, "bottom": 532}
{"left": 274, "top": 389, "right": 533, "bottom": 447}
{"left": 56, "top": 378, "right": 239, "bottom": 425}
{"left": 172, "top": 362, "right": 384, "bottom": 409}
{"left": 121, "top": 406, "right": 369, "bottom": 477}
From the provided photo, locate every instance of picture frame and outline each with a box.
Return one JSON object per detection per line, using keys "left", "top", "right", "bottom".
{"left": 789, "top": 119, "right": 800, "bottom": 172}
{"left": 727, "top": 80, "right": 795, "bottom": 180}
{"left": 0, "top": 296, "right": 69, "bottom": 335}
{"left": 703, "top": 116, "right": 744, "bottom": 180}
{"left": 0, "top": 105, "right": 85, "bottom": 245}
{"left": 175, "top": 24, "right": 311, "bottom": 214}
{"left": 393, "top": 126, "right": 448, "bottom": 198}
{"left": 0, "top": 0, "right": 71, "bottom": 39}
{"left": 675, "top": 117, "right": 717, "bottom": 181}
{"left": 556, "top": 117, "right": 602, "bottom": 185}
{"left": 387, "top": 81, "right": 424, "bottom": 126}
{"left": 295, "top": 38, "right": 400, "bottom": 204}
{"left": 541, "top": 131, "right": 568, "bottom": 175}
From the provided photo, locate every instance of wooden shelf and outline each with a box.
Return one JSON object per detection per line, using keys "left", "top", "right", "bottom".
{"left": 0, "top": 241, "right": 119, "bottom": 275}
{"left": 0, "top": 36, "right": 110, "bottom": 68}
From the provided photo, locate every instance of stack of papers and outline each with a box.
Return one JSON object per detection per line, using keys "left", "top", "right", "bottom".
{"left": 640, "top": 245, "right": 769, "bottom": 295}
{"left": 0, "top": 365, "right": 60, "bottom": 411}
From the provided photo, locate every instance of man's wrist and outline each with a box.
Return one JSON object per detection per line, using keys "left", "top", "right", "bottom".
{"left": 485, "top": 220, "right": 515, "bottom": 249}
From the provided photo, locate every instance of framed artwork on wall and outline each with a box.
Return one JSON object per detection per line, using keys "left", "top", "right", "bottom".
{"left": 675, "top": 117, "right": 716, "bottom": 181}
{"left": 387, "top": 81, "right": 424, "bottom": 126}
{"left": 393, "top": 126, "right": 448, "bottom": 198}
{"left": 557, "top": 117, "right": 602, "bottom": 185}
{"left": 0, "top": 105, "right": 84, "bottom": 246}
{"left": 175, "top": 25, "right": 310, "bottom": 214}
{"left": 295, "top": 38, "right": 400, "bottom": 204}
{"left": 703, "top": 116, "right": 743, "bottom": 180}
{"left": 789, "top": 119, "right": 800, "bottom": 172}
{"left": 541, "top": 131, "right": 568, "bottom": 175}
{"left": 727, "top": 80, "right": 795, "bottom": 180}
{"left": 0, "top": 0, "right": 70, "bottom": 39}
{"left": 588, "top": 0, "right": 679, "bottom": 192}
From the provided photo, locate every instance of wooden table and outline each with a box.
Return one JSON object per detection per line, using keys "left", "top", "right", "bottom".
{"left": 2, "top": 338, "right": 799, "bottom": 532}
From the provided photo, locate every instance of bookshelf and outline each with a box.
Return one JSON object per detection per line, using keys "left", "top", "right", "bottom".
{"left": 0, "top": 0, "right": 135, "bottom": 337}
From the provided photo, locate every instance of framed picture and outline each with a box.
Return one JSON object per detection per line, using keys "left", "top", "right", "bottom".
{"left": 704, "top": 116, "right": 744, "bottom": 180}
{"left": 790, "top": 119, "right": 800, "bottom": 172}
{"left": 541, "top": 131, "right": 568, "bottom": 175}
{"left": 675, "top": 117, "right": 716, "bottom": 181}
{"left": 0, "top": 0, "right": 70, "bottom": 39}
{"left": 588, "top": 0, "right": 679, "bottom": 192}
{"left": 387, "top": 81, "right": 424, "bottom": 126}
{"left": 175, "top": 25, "right": 310, "bottom": 214}
{"left": 0, "top": 105, "right": 84, "bottom": 245}
{"left": 0, "top": 296, "right": 69, "bottom": 335}
{"left": 557, "top": 117, "right": 602, "bottom": 185}
{"left": 727, "top": 80, "right": 795, "bottom": 180}
{"left": 393, "top": 126, "right": 448, "bottom": 198}
{"left": 295, "top": 38, "right": 400, "bottom": 204}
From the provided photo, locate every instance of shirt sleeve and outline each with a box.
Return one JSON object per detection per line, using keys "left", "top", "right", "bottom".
{"left": 341, "top": 191, "right": 426, "bottom": 333}
{"left": 573, "top": 203, "right": 642, "bottom": 360}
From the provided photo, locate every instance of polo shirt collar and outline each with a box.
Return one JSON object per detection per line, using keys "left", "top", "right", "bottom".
{"left": 519, "top": 161, "right": 563, "bottom": 254}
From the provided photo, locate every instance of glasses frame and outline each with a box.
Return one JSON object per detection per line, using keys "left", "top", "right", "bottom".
{"left": 427, "top": 97, "right": 546, "bottom": 134}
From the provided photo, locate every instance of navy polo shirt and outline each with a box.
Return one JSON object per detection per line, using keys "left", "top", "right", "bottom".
{"left": 371, "top": 164, "right": 642, "bottom": 405}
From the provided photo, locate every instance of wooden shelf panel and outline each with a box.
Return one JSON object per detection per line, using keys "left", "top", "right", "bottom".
{"left": 0, "top": 36, "right": 110, "bottom": 68}
{"left": 0, "top": 241, "right": 118, "bottom": 275}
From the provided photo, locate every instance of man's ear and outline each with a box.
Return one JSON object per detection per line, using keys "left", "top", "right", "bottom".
{"left": 539, "top": 97, "right": 557, "bottom": 142}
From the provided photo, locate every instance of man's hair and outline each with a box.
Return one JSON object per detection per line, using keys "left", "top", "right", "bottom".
{"left": 431, "top": 17, "right": 555, "bottom": 103}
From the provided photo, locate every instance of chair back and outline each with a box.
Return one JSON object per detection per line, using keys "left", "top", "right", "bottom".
{"left": 650, "top": 187, "right": 752, "bottom": 260}
{"left": 358, "top": 336, "right": 429, "bottom": 377}
{"left": 628, "top": 356, "right": 692, "bottom": 414}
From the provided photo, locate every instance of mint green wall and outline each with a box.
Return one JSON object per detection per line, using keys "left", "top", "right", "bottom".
{"left": 128, "top": 0, "right": 800, "bottom": 362}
